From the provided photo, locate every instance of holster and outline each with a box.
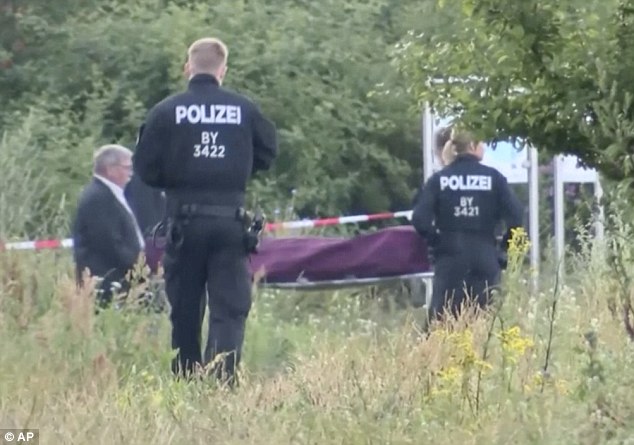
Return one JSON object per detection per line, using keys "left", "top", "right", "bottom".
{"left": 167, "top": 218, "right": 186, "bottom": 251}
{"left": 243, "top": 209, "right": 266, "bottom": 254}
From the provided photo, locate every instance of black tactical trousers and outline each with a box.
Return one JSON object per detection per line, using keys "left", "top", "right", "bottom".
{"left": 429, "top": 234, "right": 501, "bottom": 321}
{"left": 162, "top": 215, "right": 251, "bottom": 383}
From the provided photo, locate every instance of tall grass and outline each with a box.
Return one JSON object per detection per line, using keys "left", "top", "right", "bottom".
{"left": 1, "top": 225, "right": 634, "bottom": 444}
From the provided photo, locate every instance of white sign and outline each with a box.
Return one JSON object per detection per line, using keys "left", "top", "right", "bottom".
{"left": 557, "top": 155, "right": 598, "bottom": 183}
{"left": 481, "top": 144, "right": 598, "bottom": 184}
{"left": 481, "top": 143, "right": 528, "bottom": 184}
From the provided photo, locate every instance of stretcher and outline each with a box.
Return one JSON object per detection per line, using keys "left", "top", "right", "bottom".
{"left": 145, "top": 225, "right": 434, "bottom": 306}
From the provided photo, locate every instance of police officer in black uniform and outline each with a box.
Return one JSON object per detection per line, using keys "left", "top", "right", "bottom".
{"left": 133, "top": 37, "right": 278, "bottom": 382}
{"left": 412, "top": 129, "right": 524, "bottom": 322}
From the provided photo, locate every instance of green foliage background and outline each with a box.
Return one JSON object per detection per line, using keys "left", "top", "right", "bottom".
{"left": 394, "top": 0, "right": 634, "bottom": 186}
{"left": 0, "top": 0, "right": 626, "bottom": 247}
{"left": 0, "top": 0, "right": 428, "bottom": 239}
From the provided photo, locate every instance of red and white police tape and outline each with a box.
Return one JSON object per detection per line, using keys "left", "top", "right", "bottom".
{"left": 0, "top": 210, "right": 414, "bottom": 251}
{"left": 263, "top": 210, "right": 413, "bottom": 231}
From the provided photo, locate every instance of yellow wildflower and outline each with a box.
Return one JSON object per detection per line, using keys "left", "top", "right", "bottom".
{"left": 506, "top": 227, "right": 531, "bottom": 271}
{"left": 507, "top": 227, "right": 531, "bottom": 256}
{"left": 497, "top": 326, "right": 534, "bottom": 364}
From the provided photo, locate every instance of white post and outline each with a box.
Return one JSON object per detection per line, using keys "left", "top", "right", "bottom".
{"left": 419, "top": 102, "right": 436, "bottom": 308}
{"left": 553, "top": 155, "right": 566, "bottom": 280}
{"left": 422, "top": 102, "right": 434, "bottom": 183}
{"left": 528, "top": 146, "right": 540, "bottom": 293}
{"left": 594, "top": 175, "right": 605, "bottom": 241}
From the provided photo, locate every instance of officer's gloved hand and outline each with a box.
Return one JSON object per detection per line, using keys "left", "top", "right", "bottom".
{"left": 244, "top": 231, "right": 260, "bottom": 254}
{"left": 425, "top": 232, "right": 440, "bottom": 265}
{"left": 498, "top": 251, "right": 508, "bottom": 270}
{"left": 426, "top": 245, "right": 436, "bottom": 265}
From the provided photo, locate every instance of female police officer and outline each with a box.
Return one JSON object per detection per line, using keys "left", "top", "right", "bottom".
{"left": 412, "top": 129, "right": 524, "bottom": 322}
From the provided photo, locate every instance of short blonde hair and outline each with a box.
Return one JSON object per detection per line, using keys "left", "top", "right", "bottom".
{"left": 187, "top": 37, "right": 228, "bottom": 75}
{"left": 441, "top": 129, "right": 480, "bottom": 165}
{"left": 93, "top": 144, "right": 132, "bottom": 175}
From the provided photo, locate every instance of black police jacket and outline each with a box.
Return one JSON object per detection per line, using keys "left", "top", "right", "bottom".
{"left": 133, "top": 74, "right": 278, "bottom": 206}
{"left": 412, "top": 154, "right": 524, "bottom": 246}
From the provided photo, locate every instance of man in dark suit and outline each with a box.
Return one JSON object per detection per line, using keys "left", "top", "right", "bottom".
{"left": 72, "top": 144, "right": 145, "bottom": 307}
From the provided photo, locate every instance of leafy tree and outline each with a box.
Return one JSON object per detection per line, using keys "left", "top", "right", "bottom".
{"left": 393, "top": 0, "right": 634, "bottom": 185}
{"left": 0, "top": 0, "right": 432, "bottom": 239}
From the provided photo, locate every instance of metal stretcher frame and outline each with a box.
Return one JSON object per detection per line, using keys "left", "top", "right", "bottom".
{"left": 257, "top": 271, "right": 435, "bottom": 308}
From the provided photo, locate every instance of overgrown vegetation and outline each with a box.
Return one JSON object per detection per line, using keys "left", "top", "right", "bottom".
{"left": 394, "top": 0, "right": 634, "bottom": 185}
{"left": 2, "top": 209, "right": 634, "bottom": 443}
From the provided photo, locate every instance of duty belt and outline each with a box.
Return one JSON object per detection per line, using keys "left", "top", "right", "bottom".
{"left": 177, "top": 204, "right": 246, "bottom": 221}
